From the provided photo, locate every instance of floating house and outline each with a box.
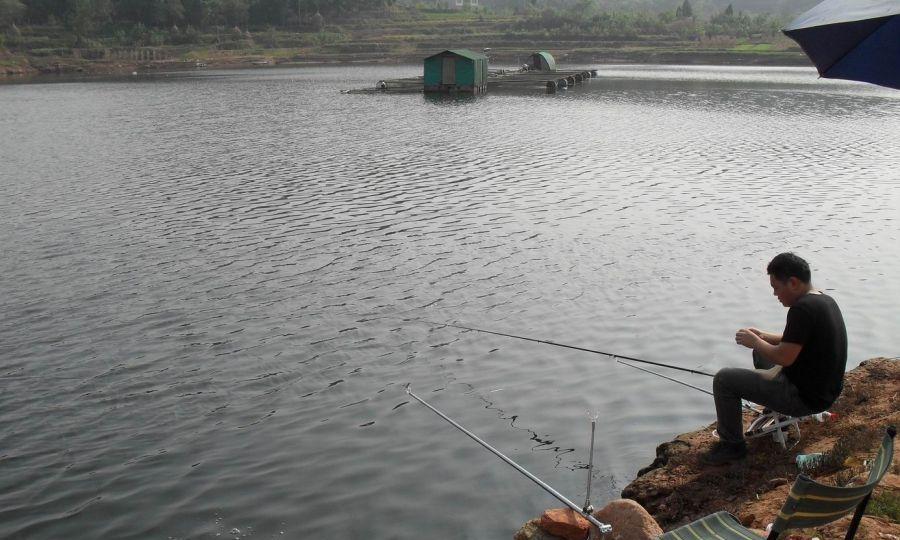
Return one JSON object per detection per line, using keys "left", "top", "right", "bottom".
{"left": 424, "top": 50, "right": 489, "bottom": 94}
{"left": 529, "top": 51, "right": 557, "bottom": 71}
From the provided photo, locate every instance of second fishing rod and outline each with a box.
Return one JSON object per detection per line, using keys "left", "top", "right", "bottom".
{"left": 403, "top": 317, "right": 716, "bottom": 378}
{"left": 402, "top": 317, "right": 769, "bottom": 412}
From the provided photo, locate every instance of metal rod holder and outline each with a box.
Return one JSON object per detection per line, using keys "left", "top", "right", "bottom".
{"left": 583, "top": 419, "right": 596, "bottom": 514}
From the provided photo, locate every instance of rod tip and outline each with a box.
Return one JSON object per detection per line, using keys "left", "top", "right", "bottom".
{"left": 405, "top": 383, "right": 411, "bottom": 394}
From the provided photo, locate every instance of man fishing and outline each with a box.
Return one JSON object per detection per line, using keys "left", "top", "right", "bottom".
{"left": 703, "top": 252, "right": 848, "bottom": 464}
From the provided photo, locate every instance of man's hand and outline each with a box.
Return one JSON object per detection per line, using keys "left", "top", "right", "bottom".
{"left": 746, "top": 327, "right": 782, "bottom": 345}
{"left": 735, "top": 328, "right": 762, "bottom": 349}
{"left": 736, "top": 328, "right": 801, "bottom": 366}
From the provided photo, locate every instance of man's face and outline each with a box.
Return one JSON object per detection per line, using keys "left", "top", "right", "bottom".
{"left": 769, "top": 275, "right": 801, "bottom": 307}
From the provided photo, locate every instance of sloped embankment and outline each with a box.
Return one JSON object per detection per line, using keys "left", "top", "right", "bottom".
{"left": 621, "top": 357, "right": 900, "bottom": 540}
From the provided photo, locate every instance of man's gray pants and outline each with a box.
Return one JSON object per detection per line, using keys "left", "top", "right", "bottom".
{"left": 712, "top": 351, "right": 817, "bottom": 444}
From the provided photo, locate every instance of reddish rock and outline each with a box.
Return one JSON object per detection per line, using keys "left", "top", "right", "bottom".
{"left": 588, "top": 499, "right": 663, "bottom": 540}
{"left": 540, "top": 508, "right": 590, "bottom": 540}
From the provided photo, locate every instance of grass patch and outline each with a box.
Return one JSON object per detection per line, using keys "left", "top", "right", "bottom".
{"left": 179, "top": 48, "right": 215, "bottom": 60}
{"left": 867, "top": 491, "right": 900, "bottom": 521}
{"left": 801, "top": 425, "right": 881, "bottom": 478}
{"left": 825, "top": 425, "right": 880, "bottom": 471}
{"left": 731, "top": 43, "right": 775, "bottom": 52}
{"left": 416, "top": 11, "right": 484, "bottom": 21}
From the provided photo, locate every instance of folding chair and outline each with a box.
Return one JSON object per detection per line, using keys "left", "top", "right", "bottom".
{"left": 659, "top": 426, "right": 896, "bottom": 540}
{"left": 745, "top": 410, "right": 802, "bottom": 449}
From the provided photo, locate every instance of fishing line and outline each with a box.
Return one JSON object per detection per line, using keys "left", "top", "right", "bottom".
{"left": 616, "top": 360, "right": 713, "bottom": 396}
{"left": 616, "top": 359, "right": 757, "bottom": 412}
{"left": 401, "top": 317, "right": 715, "bottom": 377}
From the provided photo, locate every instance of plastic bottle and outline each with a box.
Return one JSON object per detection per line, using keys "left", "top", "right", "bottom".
{"left": 811, "top": 411, "right": 837, "bottom": 422}
{"left": 796, "top": 452, "right": 825, "bottom": 470}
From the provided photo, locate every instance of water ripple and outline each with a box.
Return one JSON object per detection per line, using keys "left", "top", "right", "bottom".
{"left": 1, "top": 65, "right": 899, "bottom": 539}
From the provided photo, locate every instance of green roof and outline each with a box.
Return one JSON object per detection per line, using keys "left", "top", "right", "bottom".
{"left": 533, "top": 51, "right": 557, "bottom": 70}
{"left": 426, "top": 49, "right": 488, "bottom": 61}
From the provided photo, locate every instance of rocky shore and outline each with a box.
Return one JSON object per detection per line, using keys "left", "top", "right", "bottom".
{"left": 517, "top": 357, "right": 900, "bottom": 540}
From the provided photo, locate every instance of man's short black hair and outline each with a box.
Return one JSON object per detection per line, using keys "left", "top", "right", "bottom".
{"left": 767, "top": 252, "right": 811, "bottom": 283}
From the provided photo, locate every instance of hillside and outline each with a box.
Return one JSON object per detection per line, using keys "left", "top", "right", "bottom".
{"left": 393, "top": 0, "right": 822, "bottom": 17}
{"left": 595, "top": 0, "right": 821, "bottom": 17}
{"left": 2, "top": 3, "right": 813, "bottom": 78}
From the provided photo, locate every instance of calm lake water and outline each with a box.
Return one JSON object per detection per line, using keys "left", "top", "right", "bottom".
{"left": 1, "top": 64, "right": 898, "bottom": 539}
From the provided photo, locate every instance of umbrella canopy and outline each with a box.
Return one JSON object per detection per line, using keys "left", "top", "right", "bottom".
{"left": 783, "top": 0, "right": 900, "bottom": 89}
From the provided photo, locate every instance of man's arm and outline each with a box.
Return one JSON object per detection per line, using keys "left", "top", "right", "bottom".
{"left": 748, "top": 327, "right": 782, "bottom": 345}
{"left": 736, "top": 328, "right": 801, "bottom": 366}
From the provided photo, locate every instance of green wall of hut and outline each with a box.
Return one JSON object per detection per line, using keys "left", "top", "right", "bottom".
{"left": 424, "top": 49, "right": 488, "bottom": 93}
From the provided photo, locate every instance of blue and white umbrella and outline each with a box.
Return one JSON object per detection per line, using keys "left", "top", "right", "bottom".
{"left": 783, "top": 0, "right": 900, "bottom": 90}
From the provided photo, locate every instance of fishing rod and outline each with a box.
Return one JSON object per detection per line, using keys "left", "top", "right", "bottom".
{"left": 404, "top": 318, "right": 715, "bottom": 377}
{"left": 0, "top": 375, "right": 84, "bottom": 380}
{"left": 402, "top": 318, "right": 769, "bottom": 414}
{"left": 616, "top": 359, "right": 758, "bottom": 412}
{"left": 406, "top": 385, "right": 613, "bottom": 534}
{"left": 400, "top": 317, "right": 758, "bottom": 410}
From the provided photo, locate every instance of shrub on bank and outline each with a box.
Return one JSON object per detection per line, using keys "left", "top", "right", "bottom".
{"left": 868, "top": 491, "right": 900, "bottom": 521}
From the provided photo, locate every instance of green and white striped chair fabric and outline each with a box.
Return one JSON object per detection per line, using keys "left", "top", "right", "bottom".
{"left": 659, "top": 511, "right": 763, "bottom": 540}
{"left": 771, "top": 427, "right": 895, "bottom": 539}
{"left": 659, "top": 427, "right": 896, "bottom": 540}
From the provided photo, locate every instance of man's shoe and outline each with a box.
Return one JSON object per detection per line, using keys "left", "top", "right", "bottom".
{"left": 700, "top": 440, "right": 747, "bottom": 465}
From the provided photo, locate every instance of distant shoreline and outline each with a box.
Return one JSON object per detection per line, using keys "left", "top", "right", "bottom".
{"left": 1, "top": 47, "right": 812, "bottom": 84}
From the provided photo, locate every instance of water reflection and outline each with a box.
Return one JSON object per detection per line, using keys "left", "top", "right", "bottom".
{"left": 424, "top": 93, "right": 480, "bottom": 106}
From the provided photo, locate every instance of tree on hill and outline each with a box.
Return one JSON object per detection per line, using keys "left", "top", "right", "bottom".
{"left": 163, "top": 0, "right": 185, "bottom": 25}
{"left": 247, "top": 0, "right": 288, "bottom": 26}
{"left": 216, "top": 0, "right": 248, "bottom": 27}
{"left": 0, "top": 0, "right": 26, "bottom": 27}
{"left": 69, "top": 0, "right": 110, "bottom": 39}
{"left": 571, "top": 0, "right": 596, "bottom": 18}
{"left": 296, "top": 0, "right": 395, "bottom": 17}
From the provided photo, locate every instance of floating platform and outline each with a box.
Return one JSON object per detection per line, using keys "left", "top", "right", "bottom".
{"left": 344, "top": 68, "right": 600, "bottom": 95}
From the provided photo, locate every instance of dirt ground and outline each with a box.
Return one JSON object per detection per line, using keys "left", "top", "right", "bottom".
{"left": 621, "top": 357, "right": 900, "bottom": 540}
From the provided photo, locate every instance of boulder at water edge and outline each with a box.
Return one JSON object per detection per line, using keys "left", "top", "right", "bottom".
{"left": 588, "top": 499, "right": 663, "bottom": 540}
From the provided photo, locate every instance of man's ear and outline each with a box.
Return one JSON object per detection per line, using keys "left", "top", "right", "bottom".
{"left": 787, "top": 276, "right": 801, "bottom": 290}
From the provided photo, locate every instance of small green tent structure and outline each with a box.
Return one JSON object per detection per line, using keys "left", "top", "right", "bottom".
{"left": 424, "top": 49, "right": 489, "bottom": 93}
{"left": 529, "top": 51, "right": 557, "bottom": 71}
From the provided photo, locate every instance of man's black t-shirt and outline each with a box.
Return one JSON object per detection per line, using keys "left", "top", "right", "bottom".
{"left": 781, "top": 292, "right": 848, "bottom": 411}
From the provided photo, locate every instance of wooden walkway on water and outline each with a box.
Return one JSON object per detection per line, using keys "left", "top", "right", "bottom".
{"left": 344, "top": 68, "right": 599, "bottom": 95}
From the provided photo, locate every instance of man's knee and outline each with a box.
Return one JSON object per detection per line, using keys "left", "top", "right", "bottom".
{"left": 752, "top": 350, "right": 776, "bottom": 370}
{"left": 713, "top": 367, "right": 745, "bottom": 395}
